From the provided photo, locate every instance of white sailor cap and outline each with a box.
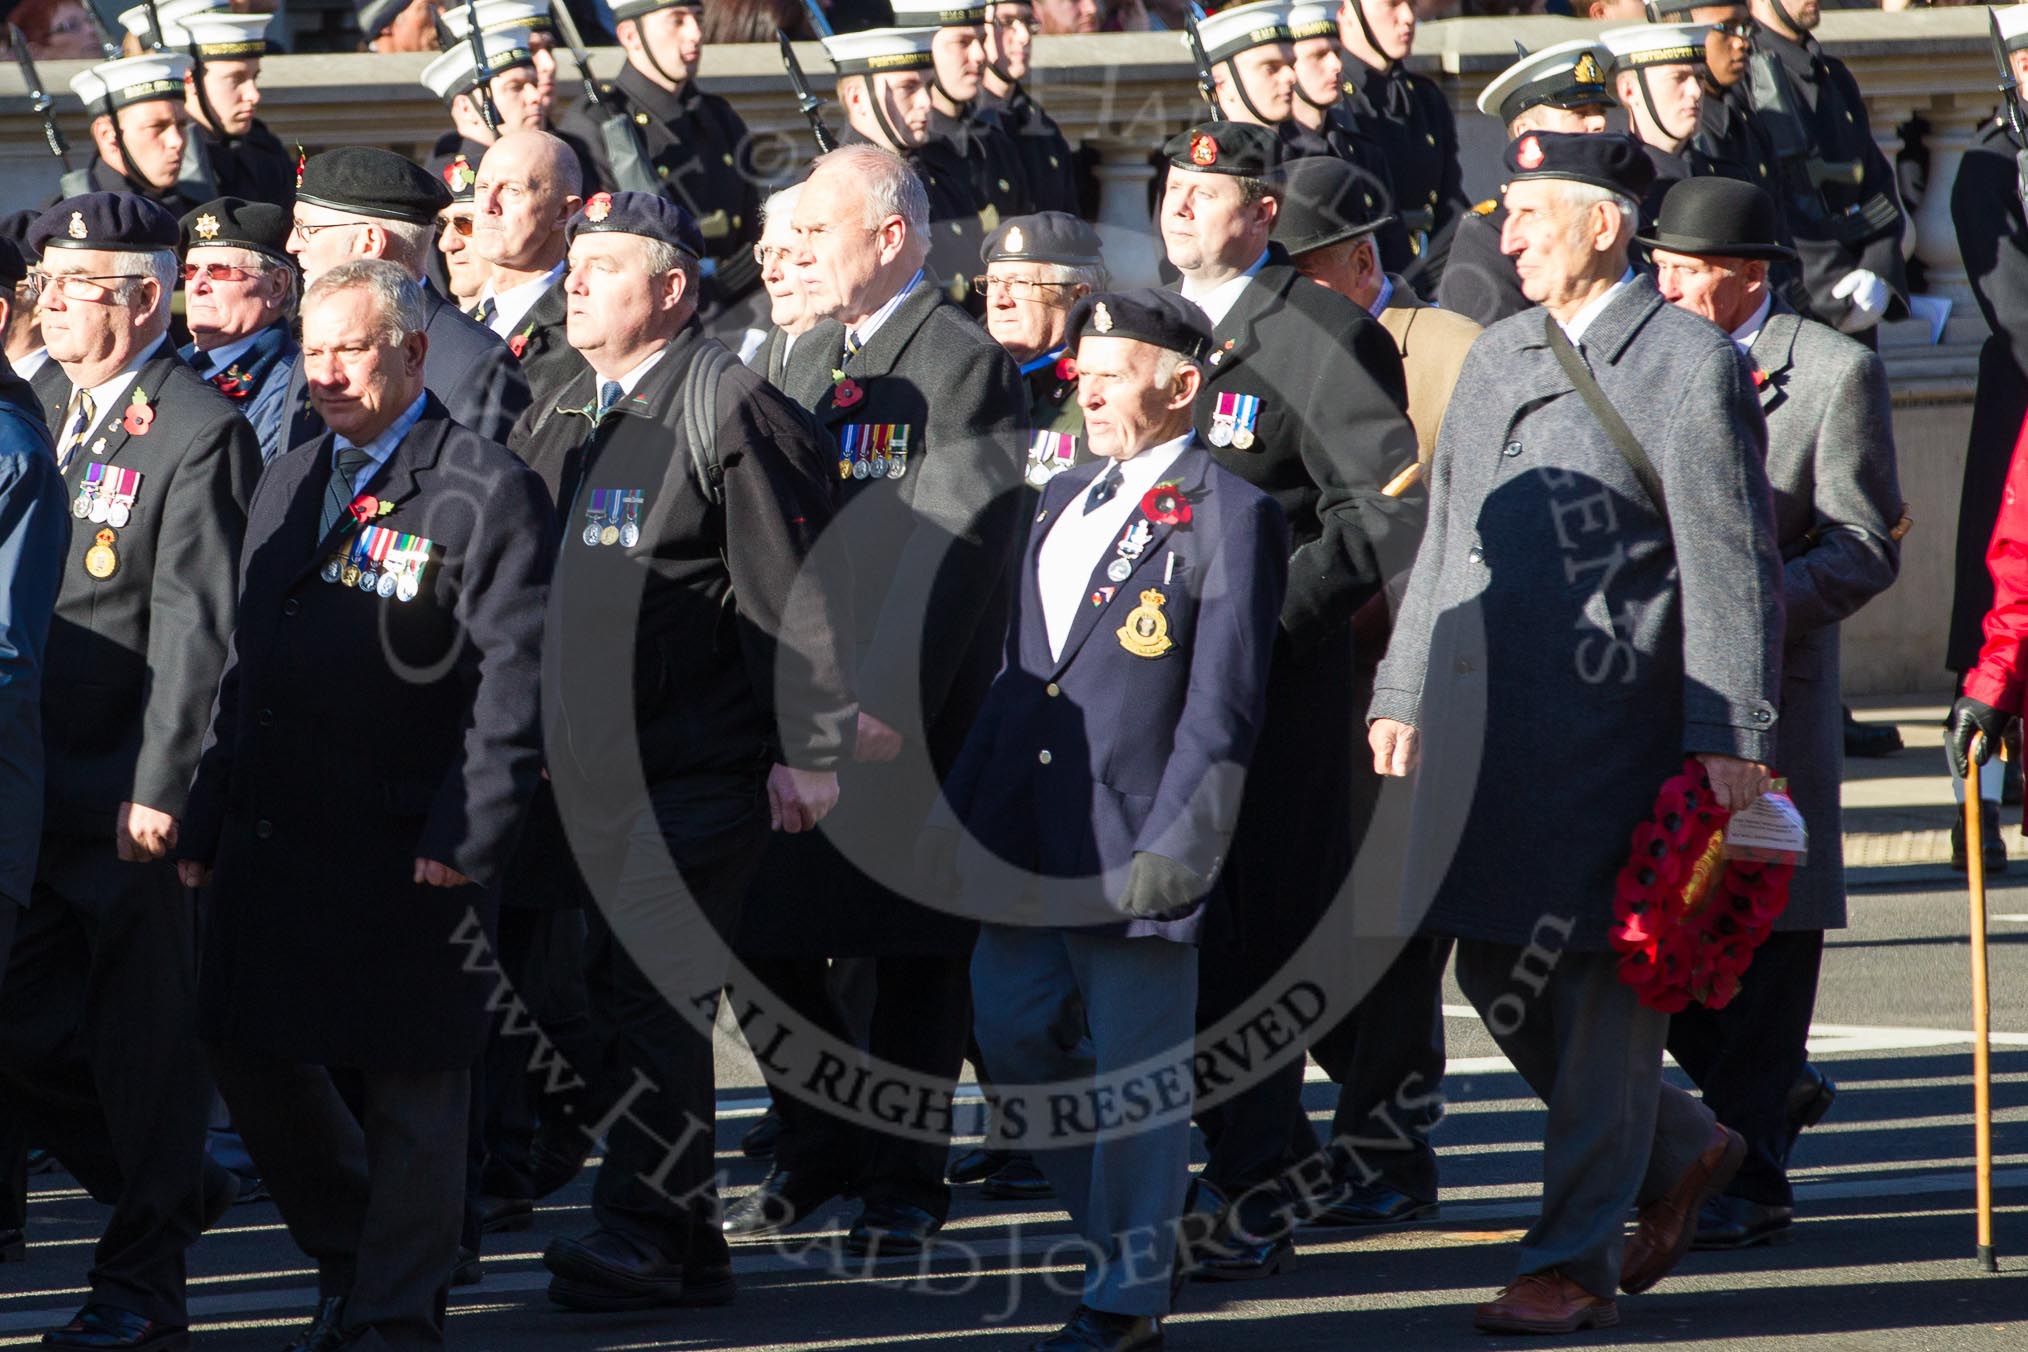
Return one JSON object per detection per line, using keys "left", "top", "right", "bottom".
{"left": 1600, "top": 23, "right": 1707, "bottom": 73}
{"left": 1193, "top": 0, "right": 1292, "bottom": 65}
{"left": 1476, "top": 38, "right": 1611, "bottom": 123}
{"left": 71, "top": 53, "right": 194, "bottom": 112}
{"left": 2000, "top": 4, "right": 2028, "bottom": 53}
{"left": 117, "top": 0, "right": 229, "bottom": 41}
{"left": 441, "top": 0, "right": 556, "bottom": 41}
{"left": 887, "top": 0, "right": 991, "bottom": 27}
{"left": 1283, "top": 1, "right": 1336, "bottom": 41}
{"left": 159, "top": 12, "right": 274, "bottom": 58}
{"left": 821, "top": 26, "right": 939, "bottom": 75}
{"left": 421, "top": 28, "right": 537, "bottom": 101}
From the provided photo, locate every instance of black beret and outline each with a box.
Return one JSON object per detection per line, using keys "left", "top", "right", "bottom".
{"left": 1503, "top": 130, "right": 1655, "bottom": 201}
{"left": 0, "top": 239, "right": 24, "bottom": 289}
{"left": 981, "top": 212, "right": 1104, "bottom": 268}
{"left": 181, "top": 196, "right": 295, "bottom": 265}
{"left": 1271, "top": 156, "right": 1395, "bottom": 258}
{"left": 567, "top": 190, "right": 705, "bottom": 259}
{"left": 1161, "top": 121, "right": 1280, "bottom": 179}
{"left": 296, "top": 146, "right": 452, "bottom": 225}
{"left": 28, "top": 192, "right": 180, "bottom": 254}
{"left": 1067, "top": 288, "right": 1213, "bottom": 362}
{"left": 1637, "top": 176, "right": 1796, "bottom": 262}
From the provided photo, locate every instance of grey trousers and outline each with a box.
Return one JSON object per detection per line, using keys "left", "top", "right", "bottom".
{"left": 971, "top": 925, "right": 1197, "bottom": 1317}
{"left": 1454, "top": 941, "right": 1715, "bottom": 1298}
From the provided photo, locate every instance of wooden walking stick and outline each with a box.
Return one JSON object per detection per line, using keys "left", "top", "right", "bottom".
{"left": 1965, "top": 735, "right": 1998, "bottom": 1272}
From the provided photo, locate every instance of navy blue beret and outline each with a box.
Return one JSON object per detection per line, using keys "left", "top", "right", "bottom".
{"left": 567, "top": 190, "right": 705, "bottom": 260}
{"left": 1161, "top": 121, "right": 1280, "bottom": 178}
{"left": 1067, "top": 288, "right": 1213, "bottom": 361}
{"left": 1503, "top": 130, "right": 1656, "bottom": 201}
{"left": 28, "top": 192, "right": 180, "bottom": 254}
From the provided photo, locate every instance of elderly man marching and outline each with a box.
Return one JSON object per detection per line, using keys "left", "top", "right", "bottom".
{"left": 1369, "top": 132, "right": 1785, "bottom": 1334}
{"left": 948, "top": 290, "right": 1288, "bottom": 1352}
{"left": 1646, "top": 176, "right": 1901, "bottom": 1251}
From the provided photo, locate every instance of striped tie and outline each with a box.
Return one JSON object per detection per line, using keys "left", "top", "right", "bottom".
{"left": 56, "top": 389, "right": 94, "bottom": 471}
{"left": 319, "top": 446, "right": 374, "bottom": 538}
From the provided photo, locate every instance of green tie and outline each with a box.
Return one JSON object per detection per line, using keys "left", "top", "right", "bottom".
{"left": 320, "top": 446, "right": 374, "bottom": 538}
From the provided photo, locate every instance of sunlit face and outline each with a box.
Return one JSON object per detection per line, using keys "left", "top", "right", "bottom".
{"left": 983, "top": 2, "right": 1036, "bottom": 81}
{"left": 790, "top": 168, "right": 901, "bottom": 321}
{"left": 565, "top": 231, "right": 682, "bottom": 361}
{"left": 192, "top": 58, "right": 262, "bottom": 136}
{"left": 1292, "top": 37, "right": 1343, "bottom": 108}
{"left": 2010, "top": 47, "right": 2028, "bottom": 98}
{"left": 437, "top": 207, "right": 489, "bottom": 303}
{"left": 183, "top": 245, "right": 285, "bottom": 343}
{"left": 36, "top": 247, "right": 161, "bottom": 371}
{"left": 1752, "top": 0, "right": 1816, "bottom": 34}
{"left": 1509, "top": 103, "right": 1610, "bottom": 137}
{"left": 758, "top": 215, "right": 805, "bottom": 329}
{"left": 1692, "top": 5, "right": 1754, "bottom": 87}
{"left": 478, "top": 66, "right": 548, "bottom": 135}
{"left": 1500, "top": 178, "right": 1617, "bottom": 308}
{"left": 846, "top": 70, "right": 932, "bottom": 149}
{"left": 624, "top": 6, "right": 703, "bottom": 85}
{"left": 1653, "top": 247, "right": 1764, "bottom": 331}
{"left": 1343, "top": 0, "right": 1414, "bottom": 62}
{"left": 1220, "top": 45, "right": 1296, "bottom": 125}
{"left": 982, "top": 261, "right": 1079, "bottom": 361}
{"left": 32, "top": 0, "right": 100, "bottom": 60}
{"left": 288, "top": 204, "right": 377, "bottom": 286}
{"left": 100, "top": 100, "right": 187, "bottom": 189}
{"left": 527, "top": 32, "right": 560, "bottom": 111}
{"left": 1621, "top": 64, "right": 1704, "bottom": 146}
{"left": 1077, "top": 335, "right": 1195, "bottom": 460}
{"left": 472, "top": 136, "right": 575, "bottom": 270}
{"left": 931, "top": 26, "right": 985, "bottom": 103}
{"left": 302, "top": 285, "right": 426, "bottom": 444}
{"left": 1160, "top": 167, "right": 1274, "bottom": 275}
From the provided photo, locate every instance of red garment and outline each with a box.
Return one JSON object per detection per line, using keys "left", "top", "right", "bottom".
{"left": 1966, "top": 412, "right": 2028, "bottom": 714}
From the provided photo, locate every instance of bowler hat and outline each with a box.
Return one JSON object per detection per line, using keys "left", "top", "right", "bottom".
{"left": 1637, "top": 176, "right": 1796, "bottom": 262}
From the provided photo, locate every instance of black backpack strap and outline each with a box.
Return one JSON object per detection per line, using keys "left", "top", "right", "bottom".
{"left": 682, "top": 339, "right": 738, "bottom": 506}
{"left": 1543, "top": 312, "right": 1669, "bottom": 527}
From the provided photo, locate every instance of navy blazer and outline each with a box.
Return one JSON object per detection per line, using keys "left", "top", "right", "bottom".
{"left": 941, "top": 441, "right": 1289, "bottom": 945}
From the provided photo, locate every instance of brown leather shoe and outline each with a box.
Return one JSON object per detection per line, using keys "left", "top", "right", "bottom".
{"left": 1620, "top": 1122, "right": 1746, "bottom": 1294}
{"left": 1473, "top": 1270, "right": 1619, "bottom": 1334}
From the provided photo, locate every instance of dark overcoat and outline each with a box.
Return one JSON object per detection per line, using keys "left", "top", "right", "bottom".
{"left": 0, "top": 374, "right": 67, "bottom": 909}
{"left": 975, "top": 84, "right": 1081, "bottom": 217}
{"left": 182, "top": 398, "right": 552, "bottom": 1070}
{"left": 739, "top": 279, "right": 1027, "bottom": 956}
{"left": 499, "top": 275, "right": 584, "bottom": 418}
{"left": 1370, "top": 279, "right": 1784, "bottom": 951}
{"left": 30, "top": 349, "right": 261, "bottom": 834}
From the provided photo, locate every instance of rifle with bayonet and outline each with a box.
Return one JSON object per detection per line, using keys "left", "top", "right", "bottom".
{"left": 461, "top": 0, "right": 501, "bottom": 135}
{"left": 552, "top": 0, "right": 659, "bottom": 193}
{"left": 778, "top": 29, "right": 836, "bottom": 153}
{"left": 139, "top": 0, "right": 222, "bottom": 205}
{"left": 10, "top": 24, "right": 71, "bottom": 174}
{"left": 1990, "top": 8, "right": 2028, "bottom": 210}
{"left": 1182, "top": 4, "right": 1218, "bottom": 115}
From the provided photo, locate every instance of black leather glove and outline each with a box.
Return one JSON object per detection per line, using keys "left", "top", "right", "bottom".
{"left": 1946, "top": 696, "right": 2008, "bottom": 780}
{"left": 1117, "top": 851, "right": 1204, "bottom": 920}
{"left": 914, "top": 824, "right": 961, "bottom": 900}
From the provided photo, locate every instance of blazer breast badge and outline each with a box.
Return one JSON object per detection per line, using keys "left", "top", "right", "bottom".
{"left": 1117, "top": 589, "right": 1174, "bottom": 659}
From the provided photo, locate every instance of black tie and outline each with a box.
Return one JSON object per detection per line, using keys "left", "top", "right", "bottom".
{"left": 1082, "top": 463, "right": 1123, "bottom": 516}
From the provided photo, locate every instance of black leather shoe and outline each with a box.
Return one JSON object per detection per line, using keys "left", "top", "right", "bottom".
{"left": 202, "top": 1162, "right": 239, "bottom": 1232}
{"left": 232, "top": 1174, "right": 270, "bottom": 1205}
{"left": 42, "top": 1306, "right": 188, "bottom": 1352}
{"left": 947, "top": 1146, "right": 1011, "bottom": 1186}
{"left": 526, "top": 1127, "right": 592, "bottom": 1200}
{"left": 26, "top": 1148, "right": 57, "bottom": 1175}
{"left": 1690, "top": 1194, "right": 1794, "bottom": 1250}
{"left": 1302, "top": 1178, "right": 1438, "bottom": 1229}
{"left": 544, "top": 1228, "right": 734, "bottom": 1310}
{"left": 478, "top": 1194, "right": 535, "bottom": 1234}
{"left": 720, "top": 1167, "right": 846, "bottom": 1237}
{"left": 1786, "top": 1064, "right": 1837, "bottom": 1139}
{"left": 981, "top": 1152, "right": 1052, "bottom": 1201}
{"left": 280, "top": 1297, "right": 347, "bottom": 1352}
{"left": 1191, "top": 1230, "right": 1291, "bottom": 1281}
{"left": 1, "top": 1227, "right": 24, "bottom": 1261}
{"left": 451, "top": 1246, "right": 481, "bottom": 1288}
{"left": 1029, "top": 1305, "right": 1163, "bottom": 1352}
{"left": 844, "top": 1199, "right": 943, "bottom": 1256}
{"left": 740, "top": 1110, "right": 780, "bottom": 1161}
{"left": 1950, "top": 810, "right": 2009, "bottom": 874}
{"left": 1842, "top": 707, "right": 1902, "bottom": 758}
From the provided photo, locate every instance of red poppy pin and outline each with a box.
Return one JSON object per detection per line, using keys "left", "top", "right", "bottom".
{"left": 348, "top": 493, "right": 397, "bottom": 524}
{"left": 1752, "top": 368, "right": 1769, "bottom": 389}
{"left": 833, "top": 375, "right": 864, "bottom": 409}
{"left": 121, "top": 389, "right": 153, "bottom": 435}
{"left": 1141, "top": 481, "right": 1192, "bottom": 527}
{"left": 508, "top": 333, "right": 528, "bottom": 359}
{"left": 1053, "top": 355, "right": 1078, "bottom": 382}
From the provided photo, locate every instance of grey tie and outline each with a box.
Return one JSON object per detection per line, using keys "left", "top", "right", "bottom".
{"left": 320, "top": 446, "right": 374, "bottom": 538}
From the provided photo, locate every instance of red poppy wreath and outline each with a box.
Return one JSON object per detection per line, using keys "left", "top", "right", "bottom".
{"left": 1610, "top": 758, "right": 1794, "bottom": 1013}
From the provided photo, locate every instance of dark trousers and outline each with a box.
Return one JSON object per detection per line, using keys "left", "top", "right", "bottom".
{"left": 1666, "top": 929, "right": 1825, "bottom": 1207}
{"left": 476, "top": 906, "right": 599, "bottom": 1198}
{"left": 211, "top": 1048, "right": 467, "bottom": 1352}
{"left": 0, "top": 836, "right": 211, "bottom": 1324}
{"left": 1194, "top": 944, "right": 1311, "bottom": 1230}
{"left": 1307, "top": 934, "right": 1453, "bottom": 1200}
{"left": 572, "top": 773, "right": 765, "bottom": 1268}
{"left": 740, "top": 952, "right": 972, "bottom": 1220}
{"left": 0, "top": 900, "right": 21, "bottom": 1236}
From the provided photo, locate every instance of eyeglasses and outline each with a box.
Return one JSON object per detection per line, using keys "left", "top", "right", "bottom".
{"left": 288, "top": 220, "right": 364, "bottom": 243}
{"left": 26, "top": 272, "right": 148, "bottom": 302}
{"left": 180, "top": 262, "right": 269, "bottom": 284}
{"left": 989, "top": 16, "right": 1041, "bottom": 35}
{"left": 1710, "top": 18, "right": 1755, "bottom": 38}
{"left": 753, "top": 243, "right": 792, "bottom": 267}
{"left": 439, "top": 215, "right": 476, "bottom": 238}
{"left": 970, "top": 274, "right": 1077, "bottom": 301}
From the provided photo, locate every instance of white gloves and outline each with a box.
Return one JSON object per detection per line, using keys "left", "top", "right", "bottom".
{"left": 1832, "top": 268, "right": 1891, "bottom": 333}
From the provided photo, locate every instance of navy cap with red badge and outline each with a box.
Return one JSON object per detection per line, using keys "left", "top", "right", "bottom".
{"left": 1503, "top": 130, "right": 1655, "bottom": 200}
{"left": 567, "top": 190, "right": 706, "bottom": 260}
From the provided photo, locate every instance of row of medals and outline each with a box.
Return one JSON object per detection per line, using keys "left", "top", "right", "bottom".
{"left": 1207, "top": 422, "right": 1255, "bottom": 450}
{"left": 847, "top": 452, "right": 907, "bottom": 481}
{"left": 584, "top": 520, "right": 640, "bottom": 548}
{"left": 320, "top": 550, "right": 423, "bottom": 602}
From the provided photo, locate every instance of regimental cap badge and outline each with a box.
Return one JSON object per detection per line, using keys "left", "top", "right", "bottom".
{"left": 1092, "top": 301, "right": 1113, "bottom": 333}
{"left": 585, "top": 191, "right": 612, "bottom": 222}
{"left": 1572, "top": 51, "right": 1603, "bottom": 86}
{"left": 1189, "top": 131, "right": 1217, "bottom": 167}
{"left": 1004, "top": 225, "right": 1025, "bottom": 255}
{"left": 194, "top": 212, "right": 220, "bottom": 241}
{"left": 1516, "top": 134, "right": 1544, "bottom": 170}
{"left": 68, "top": 211, "right": 87, "bottom": 240}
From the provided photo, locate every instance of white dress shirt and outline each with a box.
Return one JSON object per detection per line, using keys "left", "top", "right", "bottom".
{"left": 13, "top": 347, "right": 50, "bottom": 381}
{"left": 1559, "top": 269, "right": 1636, "bottom": 346}
{"left": 334, "top": 392, "right": 428, "bottom": 494}
{"left": 1728, "top": 293, "right": 1774, "bottom": 355}
{"left": 1179, "top": 249, "right": 1267, "bottom": 329}
{"left": 62, "top": 335, "right": 168, "bottom": 454}
{"left": 481, "top": 261, "right": 566, "bottom": 339}
{"left": 1037, "top": 433, "right": 1193, "bottom": 661}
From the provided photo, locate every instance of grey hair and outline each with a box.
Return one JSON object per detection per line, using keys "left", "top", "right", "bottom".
{"left": 105, "top": 249, "right": 176, "bottom": 308}
{"left": 1153, "top": 348, "right": 1198, "bottom": 389}
{"left": 760, "top": 182, "right": 803, "bottom": 228}
{"left": 637, "top": 236, "right": 701, "bottom": 302}
{"left": 810, "top": 144, "right": 930, "bottom": 239}
{"left": 1554, "top": 180, "right": 1639, "bottom": 247}
{"left": 304, "top": 259, "right": 428, "bottom": 343}
{"left": 373, "top": 219, "right": 435, "bottom": 276}
{"left": 1043, "top": 260, "right": 1110, "bottom": 293}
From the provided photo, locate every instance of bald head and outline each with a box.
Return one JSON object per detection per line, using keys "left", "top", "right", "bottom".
{"left": 474, "top": 130, "right": 584, "bottom": 277}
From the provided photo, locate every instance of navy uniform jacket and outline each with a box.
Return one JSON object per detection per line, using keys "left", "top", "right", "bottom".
{"left": 931, "top": 108, "right": 1031, "bottom": 230}
{"left": 181, "top": 319, "right": 300, "bottom": 464}
{"left": 286, "top": 283, "right": 530, "bottom": 451}
{"left": 202, "top": 120, "right": 297, "bottom": 211}
{"left": 976, "top": 83, "right": 1081, "bottom": 216}
{"left": 1333, "top": 61, "right": 1469, "bottom": 297}
{"left": 1437, "top": 200, "right": 1528, "bottom": 329}
{"left": 942, "top": 442, "right": 1288, "bottom": 946}
{"left": 555, "top": 67, "right": 763, "bottom": 310}
{"left": 30, "top": 349, "right": 261, "bottom": 835}
{"left": 0, "top": 367, "right": 68, "bottom": 908}
{"left": 182, "top": 397, "right": 552, "bottom": 1070}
